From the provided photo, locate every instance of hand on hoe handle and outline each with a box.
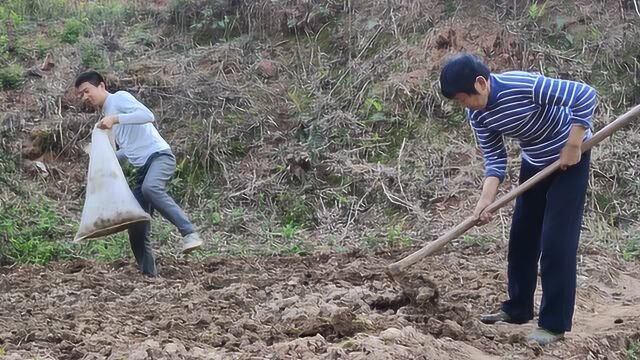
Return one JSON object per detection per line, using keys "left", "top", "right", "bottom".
{"left": 474, "top": 197, "right": 494, "bottom": 226}
{"left": 474, "top": 127, "right": 584, "bottom": 226}
{"left": 387, "top": 105, "right": 640, "bottom": 276}
{"left": 474, "top": 176, "right": 499, "bottom": 226}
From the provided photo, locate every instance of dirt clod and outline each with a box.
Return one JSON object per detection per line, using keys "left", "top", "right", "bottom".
{"left": 0, "top": 248, "right": 638, "bottom": 359}
{"left": 442, "top": 319, "right": 465, "bottom": 340}
{"left": 254, "top": 60, "right": 278, "bottom": 79}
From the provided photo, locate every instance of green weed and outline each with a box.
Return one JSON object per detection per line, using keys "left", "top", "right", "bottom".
{"left": 80, "top": 40, "right": 106, "bottom": 70}
{"left": 78, "top": 234, "right": 130, "bottom": 262}
{"left": 626, "top": 339, "right": 640, "bottom": 360}
{"left": 622, "top": 237, "right": 640, "bottom": 262}
{"left": 528, "top": 2, "right": 547, "bottom": 21}
{"left": 61, "top": 18, "right": 86, "bottom": 44}
{"left": 0, "top": 64, "right": 23, "bottom": 90}
{"left": 1, "top": 203, "right": 69, "bottom": 265}
{"left": 462, "top": 234, "right": 493, "bottom": 249}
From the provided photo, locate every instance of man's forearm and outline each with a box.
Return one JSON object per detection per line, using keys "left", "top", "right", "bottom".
{"left": 118, "top": 110, "right": 154, "bottom": 125}
{"left": 566, "top": 125, "right": 587, "bottom": 147}
{"left": 481, "top": 176, "right": 500, "bottom": 202}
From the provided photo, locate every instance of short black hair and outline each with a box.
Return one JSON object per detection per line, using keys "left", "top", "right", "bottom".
{"left": 439, "top": 53, "right": 490, "bottom": 99}
{"left": 75, "top": 70, "right": 105, "bottom": 88}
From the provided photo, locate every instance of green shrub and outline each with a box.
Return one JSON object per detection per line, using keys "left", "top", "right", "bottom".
{"left": 0, "top": 64, "right": 23, "bottom": 90}
{"left": 61, "top": 18, "right": 87, "bottom": 44}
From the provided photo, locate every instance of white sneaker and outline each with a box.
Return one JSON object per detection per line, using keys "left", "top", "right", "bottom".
{"left": 182, "top": 233, "right": 203, "bottom": 254}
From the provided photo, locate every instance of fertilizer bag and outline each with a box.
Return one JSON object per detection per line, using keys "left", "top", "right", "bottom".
{"left": 74, "top": 127, "right": 150, "bottom": 242}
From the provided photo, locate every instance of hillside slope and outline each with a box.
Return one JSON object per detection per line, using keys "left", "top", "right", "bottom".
{"left": 1, "top": 0, "right": 640, "bottom": 357}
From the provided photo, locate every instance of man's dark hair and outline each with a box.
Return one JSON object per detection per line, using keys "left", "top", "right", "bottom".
{"left": 439, "top": 53, "right": 490, "bottom": 99}
{"left": 75, "top": 70, "right": 105, "bottom": 88}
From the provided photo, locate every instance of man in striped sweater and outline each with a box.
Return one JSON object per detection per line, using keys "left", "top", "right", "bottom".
{"left": 439, "top": 53, "right": 597, "bottom": 345}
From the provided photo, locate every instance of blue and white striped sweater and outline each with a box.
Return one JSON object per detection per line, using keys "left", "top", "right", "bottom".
{"left": 468, "top": 71, "right": 597, "bottom": 181}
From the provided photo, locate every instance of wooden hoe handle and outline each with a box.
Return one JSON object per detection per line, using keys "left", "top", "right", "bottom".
{"left": 387, "top": 104, "right": 640, "bottom": 276}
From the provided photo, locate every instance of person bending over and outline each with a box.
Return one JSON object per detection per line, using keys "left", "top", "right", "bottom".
{"left": 439, "top": 53, "right": 597, "bottom": 345}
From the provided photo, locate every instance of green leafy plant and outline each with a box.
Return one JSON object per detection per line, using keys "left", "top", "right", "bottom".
{"left": 61, "top": 18, "right": 86, "bottom": 44}
{"left": 0, "top": 64, "right": 23, "bottom": 90}
{"left": 528, "top": 2, "right": 547, "bottom": 21}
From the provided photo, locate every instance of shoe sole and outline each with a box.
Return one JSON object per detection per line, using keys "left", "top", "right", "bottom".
{"left": 480, "top": 317, "right": 529, "bottom": 325}
{"left": 182, "top": 240, "right": 203, "bottom": 254}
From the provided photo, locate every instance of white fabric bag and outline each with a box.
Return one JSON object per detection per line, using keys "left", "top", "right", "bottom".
{"left": 74, "top": 126, "right": 150, "bottom": 242}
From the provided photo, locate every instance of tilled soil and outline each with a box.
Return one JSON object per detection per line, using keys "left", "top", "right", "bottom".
{"left": 1, "top": 243, "right": 639, "bottom": 359}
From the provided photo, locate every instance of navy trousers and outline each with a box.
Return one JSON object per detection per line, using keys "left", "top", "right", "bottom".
{"left": 501, "top": 151, "right": 590, "bottom": 333}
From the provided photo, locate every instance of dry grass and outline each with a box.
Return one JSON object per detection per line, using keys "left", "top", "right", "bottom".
{"left": 1, "top": 0, "right": 640, "bottom": 261}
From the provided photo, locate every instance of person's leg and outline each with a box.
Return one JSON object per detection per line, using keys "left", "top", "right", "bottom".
{"left": 140, "top": 154, "right": 201, "bottom": 252}
{"left": 128, "top": 182, "right": 157, "bottom": 277}
{"left": 482, "top": 160, "right": 550, "bottom": 324}
{"left": 535, "top": 152, "right": 590, "bottom": 339}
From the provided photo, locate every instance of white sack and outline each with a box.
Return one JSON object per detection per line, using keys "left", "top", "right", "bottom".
{"left": 74, "top": 127, "right": 150, "bottom": 242}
